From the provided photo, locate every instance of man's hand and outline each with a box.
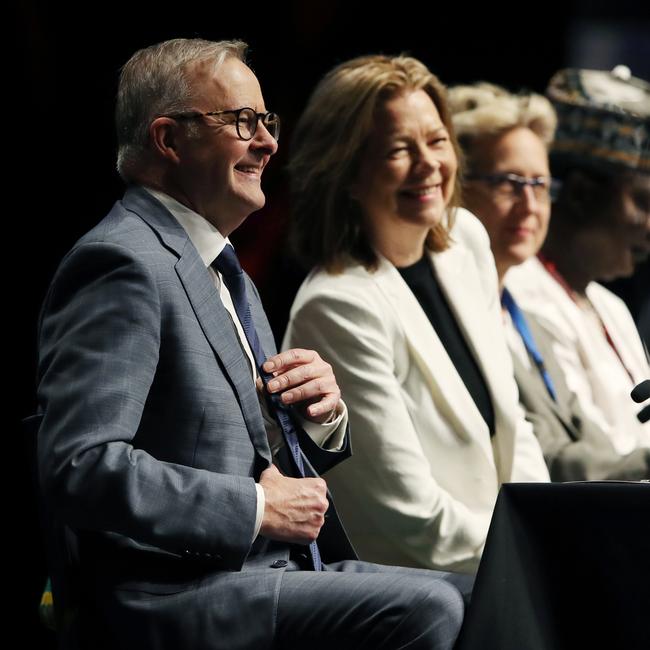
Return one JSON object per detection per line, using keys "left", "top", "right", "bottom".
{"left": 263, "top": 348, "right": 341, "bottom": 423}
{"left": 259, "top": 465, "right": 328, "bottom": 543}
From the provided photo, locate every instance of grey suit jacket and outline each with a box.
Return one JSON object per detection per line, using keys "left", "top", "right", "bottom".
{"left": 35, "top": 187, "right": 355, "bottom": 650}
{"left": 512, "top": 314, "right": 649, "bottom": 481}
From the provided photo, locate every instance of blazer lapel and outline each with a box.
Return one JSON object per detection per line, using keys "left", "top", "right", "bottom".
{"left": 432, "top": 245, "right": 513, "bottom": 406}
{"left": 122, "top": 187, "right": 272, "bottom": 463}
{"left": 587, "top": 283, "right": 649, "bottom": 382}
{"left": 433, "top": 243, "right": 530, "bottom": 471}
{"left": 511, "top": 352, "right": 578, "bottom": 438}
{"left": 175, "top": 255, "right": 272, "bottom": 462}
{"left": 372, "top": 252, "right": 495, "bottom": 464}
{"left": 523, "top": 316, "right": 580, "bottom": 428}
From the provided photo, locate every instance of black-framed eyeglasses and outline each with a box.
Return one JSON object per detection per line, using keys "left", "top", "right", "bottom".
{"left": 466, "top": 172, "right": 560, "bottom": 202}
{"left": 164, "top": 107, "right": 281, "bottom": 142}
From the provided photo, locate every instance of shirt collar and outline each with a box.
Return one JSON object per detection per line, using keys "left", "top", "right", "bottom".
{"left": 143, "top": 187, "right": 231, "bottom": 266}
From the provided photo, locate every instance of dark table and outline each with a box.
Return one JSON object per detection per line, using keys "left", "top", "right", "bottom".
{"left": 456, "top": 481, "right": 650, "bottom": 650}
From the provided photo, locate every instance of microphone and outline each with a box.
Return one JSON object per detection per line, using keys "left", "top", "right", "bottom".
{"left": 631, "top": 380, "right": 650, "bottom": 403}
{"left": 638, "top": 404, "right": 650, "bottom": 425}
{"left": 631, "top": 380, "right": 650, "bottom": 424}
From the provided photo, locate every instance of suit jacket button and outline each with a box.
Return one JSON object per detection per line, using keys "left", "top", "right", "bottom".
{"left": 270, "top": 560, "right": 288, "bottom": 568}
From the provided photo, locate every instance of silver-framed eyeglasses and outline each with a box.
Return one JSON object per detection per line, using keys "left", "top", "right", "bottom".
{"left": 466, "top": 172, "right": 560, "bottom": 202}
{"left": 164, "top": 106, "right": 281, "bottom": 141}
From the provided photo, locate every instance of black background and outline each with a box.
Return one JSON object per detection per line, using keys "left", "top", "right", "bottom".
{"left": 14, "top": 1, "right": 650, "bottom": 641}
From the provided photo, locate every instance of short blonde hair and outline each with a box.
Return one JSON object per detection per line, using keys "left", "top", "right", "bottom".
{"left": 448, "top": 82, "right": 556, "bottom": 171}
{"left": 289, "top": 54, "right": 462, "bottom": 273}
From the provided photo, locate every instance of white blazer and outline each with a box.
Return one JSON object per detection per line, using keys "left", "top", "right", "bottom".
{"left": 506, "top": 256, "right": 650, "bottom": 455}
{"left": 283, "top": 208, "right": 549, "bottom": 574}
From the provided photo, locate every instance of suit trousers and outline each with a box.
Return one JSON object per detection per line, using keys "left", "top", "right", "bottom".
{"left": 274, "top": 560, "right": 473, "bottom": 649}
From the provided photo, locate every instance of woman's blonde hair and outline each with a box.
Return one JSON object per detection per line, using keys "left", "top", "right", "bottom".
{"left": 448, "top": 82, "right": 556, "bottom": 172}
{"left": 289, "top": 54, "right": 462, "bottom": 272}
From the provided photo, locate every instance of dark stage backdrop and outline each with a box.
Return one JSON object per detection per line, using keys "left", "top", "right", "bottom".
{"left": 15, "top": 1, "right": 649, "bottom": 643}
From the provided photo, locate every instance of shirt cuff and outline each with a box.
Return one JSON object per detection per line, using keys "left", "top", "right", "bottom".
{"left": 297, "top": 399, "right": 348, "bottom": 451}
{"left": 253, "top": 482, "right": 265, "bottom": 541}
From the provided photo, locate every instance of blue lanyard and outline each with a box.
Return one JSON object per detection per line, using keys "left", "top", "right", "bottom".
{"left": 502, "top": 288, "right": 557, "bottom": 402}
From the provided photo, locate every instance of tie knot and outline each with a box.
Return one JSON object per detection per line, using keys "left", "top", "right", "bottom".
{"left": 213, "top": 244, "right": 242, "bottom": 277}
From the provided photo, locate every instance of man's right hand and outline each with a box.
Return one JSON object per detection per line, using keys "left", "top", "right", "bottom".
{"left": 259, "top": 464, "right": 328, "bottom": 544}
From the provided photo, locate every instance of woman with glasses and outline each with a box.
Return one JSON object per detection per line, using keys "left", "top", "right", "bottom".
{"left": 282, "top": 55, "right": 549, "bottom": 574}
{"left": 448, "top": 82, "right": 649, "bottom": 480}
{"left": 503, "top": 68, "right": 650, "bottom": 459}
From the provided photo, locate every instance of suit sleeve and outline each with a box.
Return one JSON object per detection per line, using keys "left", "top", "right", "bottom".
{"left": 285, "top": 285, "right": 488, "bottom": 573}
{"left": 548, "top": 424, "right": 650, "bottom": 481}
{"left": 37, "top": 242, "right": 257, "bottom": 567}
{"left": 528, "top": 398, "right": 650, "bottom": 481}
{"left": 294, "top": 405, "right": 351, "bottom": 476}
{"left": 513, "top": 320, "right": 650, "bottom": 482}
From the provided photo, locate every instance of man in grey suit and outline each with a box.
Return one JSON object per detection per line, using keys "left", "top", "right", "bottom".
{"left": 34, "top": 38, "right": 470, "bottom": 650}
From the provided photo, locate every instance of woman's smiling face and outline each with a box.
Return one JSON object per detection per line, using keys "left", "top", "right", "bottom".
{"left": 351, "top": 89, "right": 457, "bottom": 240}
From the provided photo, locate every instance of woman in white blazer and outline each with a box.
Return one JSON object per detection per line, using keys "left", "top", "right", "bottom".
{"left": 283, "top": 55, "right": 549, "bottom": 574}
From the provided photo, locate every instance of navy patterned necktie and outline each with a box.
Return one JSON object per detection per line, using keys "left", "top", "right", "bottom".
{"left": 213, "top": 243, "right": 323, "bottom": 570}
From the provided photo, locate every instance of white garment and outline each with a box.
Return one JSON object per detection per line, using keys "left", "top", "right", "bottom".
{"left": 506, "top": 256, "right": 650, "bottom": 455}
{"left": 283, "top": 208, "right": 549, "bottom": 574}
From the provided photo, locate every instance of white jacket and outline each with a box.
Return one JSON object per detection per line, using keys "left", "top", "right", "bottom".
{"left": 284, "top": 208, "right": 549, "bottom": 574}
{"left": 506, "top": 256, "right": 650, "bottom": 455}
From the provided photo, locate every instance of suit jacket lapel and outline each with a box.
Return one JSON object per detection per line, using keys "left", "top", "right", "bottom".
{"left": 511, "top": 351, "right": 578, "bottom": 436}
{"left": 372, "top": 252, "right": 494, "bottom": 464}
{"left": 524, "top": 316, "right": 577, "bottom": 424}
{"left": 586, "top": 283, "right": 649, "bottom": 382}
{"left": 433, "top": 244, "right": 536, "bottom": 481}
{"left": 122, "top": 187, "right": 272, "bottom": 463}
{"left": 431, "top": 244, "right": 516, "bottom": 424}
{"left": 175, "top": 255, "right": 272, "bottom": 462}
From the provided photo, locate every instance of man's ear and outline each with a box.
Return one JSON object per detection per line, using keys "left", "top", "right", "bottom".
{"left": 149, "top": 117, "right": 182, "bottom": 164}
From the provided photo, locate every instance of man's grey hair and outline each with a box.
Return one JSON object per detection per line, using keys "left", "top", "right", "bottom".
{"left": 116, "top": 38, "right": 248, "bottom": 181}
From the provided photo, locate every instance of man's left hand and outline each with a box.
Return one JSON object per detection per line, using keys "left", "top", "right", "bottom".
{"left": 263, "top": 349, "right": 340, "bottom": 424}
